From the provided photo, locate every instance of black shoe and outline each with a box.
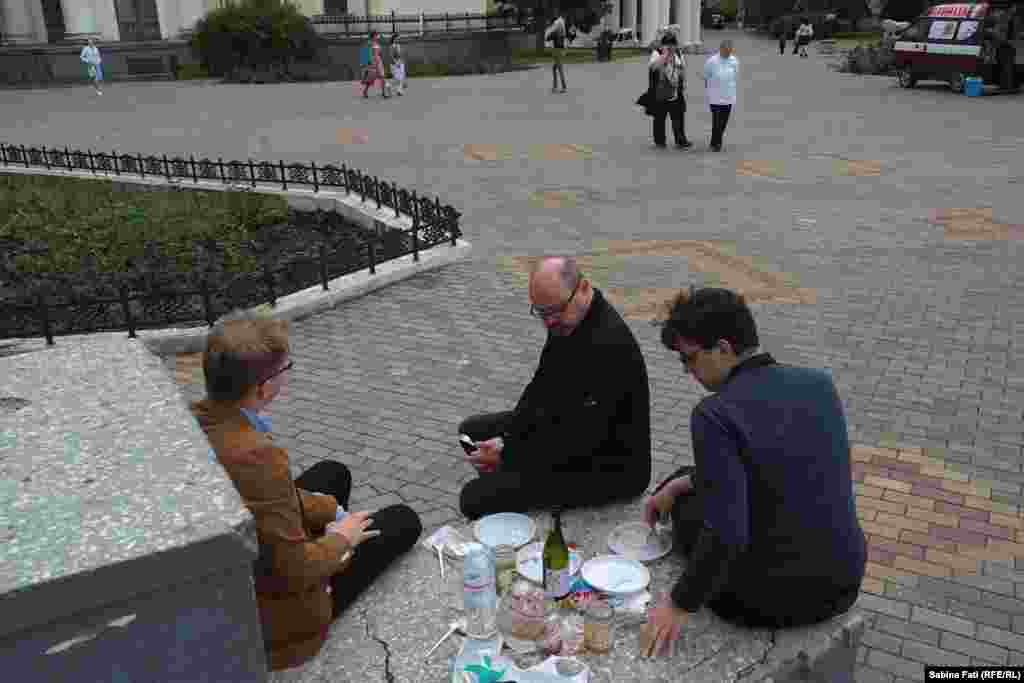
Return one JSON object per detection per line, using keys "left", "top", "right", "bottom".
{"left": 653, "top": 142, "right": 667, "bottom": 149}
{"left": 709, "top": 144, "right": 722, "bottom": 152}
{"left": 675, "top": 140, "right": 693, "bottom": 149}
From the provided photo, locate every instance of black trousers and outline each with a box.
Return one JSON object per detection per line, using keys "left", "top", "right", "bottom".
{"left": 552, "top": 54, "right": 567, "bottom": 90}
{"left": 709, "top": 104, "right": 732, "bottom": 149}
{"left": 457, "top": 411, "right": 648, "bottom": 520}
{"left": 294, "top": 461, "right": 422, "bottom": 619}
{"left": 665, "top": 465, "right": 862, "bottom": 629}
{"left": 652, "top": 99, "right": 688, "bottom": 147}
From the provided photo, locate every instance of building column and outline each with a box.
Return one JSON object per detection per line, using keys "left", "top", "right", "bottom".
{"left": 688, "top": 0, "right": 701, "bottom": 47}
{"left": 154, "top": 0, "right": 208, "bottom": 38}
{"left": 641, "top": 0, "right": 666, "bottom": 46}
{"left": 60, "top": 0, "right": 119, "bottom": 40}
{"left": 1, "top": 0, "right": 48, "bottom": 42}
{"left": 621, "top": 0, "right": 635, "bottom": 31}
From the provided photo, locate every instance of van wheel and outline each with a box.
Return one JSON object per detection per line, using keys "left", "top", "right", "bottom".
{"left": 897, "top": 68, "right": 916, "bottom": 88}
{"left": 950, "top": 72, "right": 966, "bottom": 93}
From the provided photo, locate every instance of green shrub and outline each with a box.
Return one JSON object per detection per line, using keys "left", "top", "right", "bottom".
{"left": 191, "top": 0, "right": 323, "bottom": 80}
{"left": 175, "top": 62, "right": 210, "bottom": 79}
{"left": 0, "top": 174, "right": 289, "bottom": 284}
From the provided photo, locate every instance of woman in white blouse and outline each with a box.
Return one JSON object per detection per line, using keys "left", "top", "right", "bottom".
{"left": 703, "top": 40, "right": 738, "bottom": 152}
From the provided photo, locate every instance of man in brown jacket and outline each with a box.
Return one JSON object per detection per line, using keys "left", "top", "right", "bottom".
{"left": 191, "top": 309, "right": 422, "bottom": 671}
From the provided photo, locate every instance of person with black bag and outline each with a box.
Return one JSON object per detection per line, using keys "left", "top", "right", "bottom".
{"left": 639, "top": 33, "right": 691, "bottom": 150}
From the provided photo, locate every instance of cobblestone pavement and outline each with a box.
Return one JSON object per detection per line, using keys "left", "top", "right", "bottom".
{"left": 6, "top": 30, "right": 1024, "bottom": 681}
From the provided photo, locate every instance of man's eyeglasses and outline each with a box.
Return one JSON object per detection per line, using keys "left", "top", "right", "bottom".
{"left": 529, "top": 275, "right": 583, "bottom": 319}
{"left": 261, "top": 360, "right": 294, "bottom": 384}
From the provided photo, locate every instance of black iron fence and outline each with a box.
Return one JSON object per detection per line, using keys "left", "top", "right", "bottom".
{"left": 0, "top": 143, "right": 463, "bottom": 346}
{"left": 310, "top": 9, "right": 537, "bottom": 38}
{"left": 0, "top": 143, "right": 459, "bottom": 225}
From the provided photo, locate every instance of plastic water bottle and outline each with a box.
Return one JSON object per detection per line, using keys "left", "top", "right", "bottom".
{"left": 462, "top": 542, "right": 497, "bottom": 638}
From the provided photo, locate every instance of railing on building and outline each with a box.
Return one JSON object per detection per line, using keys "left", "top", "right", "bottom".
{"left": 0, "top": 143, "right": 462, "bottom": 346}
{"left": 310, "top": 9, "right": 537, "bottom": 38}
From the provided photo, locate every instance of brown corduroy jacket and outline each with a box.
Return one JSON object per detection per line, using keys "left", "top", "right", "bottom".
{"left": 191, "top": 399, "right": 352, "bottom": 671}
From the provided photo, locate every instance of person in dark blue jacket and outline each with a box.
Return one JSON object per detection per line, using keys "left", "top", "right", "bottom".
{"left": 640, "top": 287, "right": 866, "bottom": 658}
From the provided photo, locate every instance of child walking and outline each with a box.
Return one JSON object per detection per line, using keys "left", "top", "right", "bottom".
{"left": 389, "top": 34, "right": 406, "bottom": 96}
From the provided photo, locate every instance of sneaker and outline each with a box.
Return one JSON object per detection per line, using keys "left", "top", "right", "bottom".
{"left": 560, "top": 88, "right": 567, "bottom": 93}
{"left": 675, "top": 140, "right": 693, "bottom": 149}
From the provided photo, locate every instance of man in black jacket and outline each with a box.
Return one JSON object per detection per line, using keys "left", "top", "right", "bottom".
{"left": 457, "top": 257, "right": 652, "bottom": 519}
{"left": 639, "top": 287, "right": 865, "bottom": 658}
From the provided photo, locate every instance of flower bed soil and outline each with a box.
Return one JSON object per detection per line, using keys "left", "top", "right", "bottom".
{"left": 0, "top": 208, "right": 413, "bottom": 338}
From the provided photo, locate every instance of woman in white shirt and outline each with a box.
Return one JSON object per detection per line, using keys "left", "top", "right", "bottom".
{"left": 703, "top": 40, "right": 738, "bottom": 152}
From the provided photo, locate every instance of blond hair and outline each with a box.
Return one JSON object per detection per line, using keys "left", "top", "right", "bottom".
{"left": 202, "top": 309, "right": 290, "bottom": 401}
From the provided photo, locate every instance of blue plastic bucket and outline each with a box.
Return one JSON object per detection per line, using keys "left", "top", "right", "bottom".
{"left": 965, "top": 76, "right": 984, "bottom": 97}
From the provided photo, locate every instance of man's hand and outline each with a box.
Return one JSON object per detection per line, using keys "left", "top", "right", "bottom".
{"left": 641, "top": 597, "right": 689, "bottom": 658}
{"left": 326, "top": 511, "right": 380, "bottom": 548}
{"left": 642, "top": 475, "right": 692, "bottom": 527}
{"left": 466, "top": 437, "right": 502, "bottom": 474}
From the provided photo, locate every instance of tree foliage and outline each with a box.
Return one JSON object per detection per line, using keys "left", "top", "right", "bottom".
{"left": 881, "top": 0, "right": 926, "bottom": 21}
{"left": 191, "top": 0, "right": 323, "bottom": 79}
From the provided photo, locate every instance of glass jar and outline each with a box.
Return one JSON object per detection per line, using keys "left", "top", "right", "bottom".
{"left": 584, "top": 603, "right": 615, "bottom": 654}
{"left": 497, "top": 578, "right": 547, "bottom": 652}
{"left": 494, "top": 544, "right": 516, "bottom": 574}
{"left": 494, "top": 544, "right": 517, "bottom": 594}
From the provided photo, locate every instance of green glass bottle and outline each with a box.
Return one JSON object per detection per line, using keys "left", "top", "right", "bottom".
{"left": 542, "top": 508, "right": 571, "bottom": 600}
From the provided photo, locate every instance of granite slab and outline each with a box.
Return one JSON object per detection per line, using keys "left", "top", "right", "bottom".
{"left": 270, "top": 499, "right": 863, "bottom": 683}
{"left": 0, "top": 334, "right": 254, "bottom": 637}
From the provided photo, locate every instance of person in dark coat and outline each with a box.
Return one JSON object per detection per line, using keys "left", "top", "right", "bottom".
{"left": 644, "top": 32, "right": 692, "bottom": 149}
{"left": 638, "top": 288, "right": 866, "bottom": 658}
{"left": 457, "top": 257, "right": 652, "bottom": 519}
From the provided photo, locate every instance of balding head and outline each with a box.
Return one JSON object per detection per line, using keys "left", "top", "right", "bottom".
{"left": 529, "top": 257, "right": 579, "bottom": 301}
{"left": 527, "top": 256, "right": 593, "bottom": 337}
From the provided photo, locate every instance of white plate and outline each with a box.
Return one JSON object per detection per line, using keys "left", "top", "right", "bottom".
{"left": 472, "top": 513, "right": 536, "bottom": 549}
{"left": 607, "top": 521, "right": 673, "bottom": 562}
{"left": 514, "top": 541, "right": 583, "bottom": 583}
{"left": 580, "top": 555, "right": 651, "bottom": 595}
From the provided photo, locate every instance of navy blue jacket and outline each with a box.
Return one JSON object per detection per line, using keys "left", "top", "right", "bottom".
{"left": 665, "top": 354, "right": 866, "bottom": 612}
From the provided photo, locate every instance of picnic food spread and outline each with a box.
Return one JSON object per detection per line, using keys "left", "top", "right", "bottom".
{"left": 440, "top": 509, "right": 668, "bottom": 682}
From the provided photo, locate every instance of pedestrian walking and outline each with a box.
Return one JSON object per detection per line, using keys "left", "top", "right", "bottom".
{"left": 80, "top": 38, "right": 103, "bottom": 95}
{"left": 645, "top": 33, "right": 691, "bottom": 149}
{"left": 389, "top": 33, "right": 406, "bottom": 96}
{"left": 703, "top": 40, "right": 738, "bottom": 152}
{"left": 778, "top": 28, "right": 787, "bottom": 55}
{"left": 361, "top": 31, "right": 389, "bottom": 99}
{"left": 795, "top": 18, "right": 814, "bottom": 58}
{"left": 546, "top": 13, "right": 568, "bottom": 93}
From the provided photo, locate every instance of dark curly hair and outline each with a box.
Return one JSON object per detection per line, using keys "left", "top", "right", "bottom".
{"left": 658, "top": 287, "right": 759, "bottom": 354}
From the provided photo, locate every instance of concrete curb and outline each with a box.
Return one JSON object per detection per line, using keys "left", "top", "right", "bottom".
{"left": 140, "top": 237, "right": 472, "bottom": 356}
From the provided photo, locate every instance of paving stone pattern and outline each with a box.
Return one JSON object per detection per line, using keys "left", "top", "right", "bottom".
{"left": 7, "top": 30, "right": 1024, "bottom": 682}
